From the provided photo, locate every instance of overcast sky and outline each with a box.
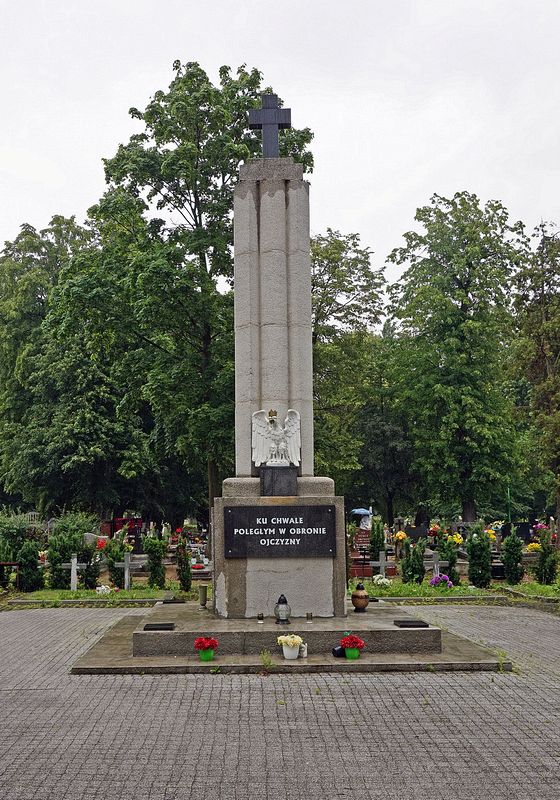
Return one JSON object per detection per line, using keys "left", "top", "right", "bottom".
{"left": 1, "top": 0, "right": 559, "bottom": 281}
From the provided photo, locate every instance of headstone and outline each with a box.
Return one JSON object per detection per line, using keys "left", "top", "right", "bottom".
{"left": 212, "top": 95, "right": 346, "bottom": 618}
{"left": 404, "top": 524, "right": 428, "bottom": 542}
{"left": 353, "top": 528, "right": 371, "bottom": 550}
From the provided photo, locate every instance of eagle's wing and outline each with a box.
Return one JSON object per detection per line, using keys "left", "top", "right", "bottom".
{"left": 251, "top": 410, "right": 270, "bottom": 466}
{"left": 284, "top": 409, "right": 301, "bottom": 466}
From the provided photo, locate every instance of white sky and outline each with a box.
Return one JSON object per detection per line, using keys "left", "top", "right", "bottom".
{"left": 1, "top": 0, "right": 559, "bottom": 281}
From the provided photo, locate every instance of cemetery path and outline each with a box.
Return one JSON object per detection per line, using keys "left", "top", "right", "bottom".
{"left": 0, "top": 605, "right": 559, "bottom": 800}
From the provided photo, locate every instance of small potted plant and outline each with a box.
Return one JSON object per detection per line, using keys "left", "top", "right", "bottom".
{"left": 340, "top": 633, "right": 365, "bottom": 660}
{"left": 194, "top": 636, "right": 218, "bottom": 662}
{"left": 277, "top": 634, "right": 303, "bottom": 659}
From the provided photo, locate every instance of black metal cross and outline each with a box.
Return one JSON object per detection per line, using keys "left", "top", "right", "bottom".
{"left": 248, "top": 94, "right": 291, "bottom": 158}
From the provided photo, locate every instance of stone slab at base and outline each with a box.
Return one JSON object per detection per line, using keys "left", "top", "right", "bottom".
{"left": 132, "top": 603, "right": 442, "bottom": 657}
{"left": 71, "top": 610, "right": 513, "bottom": 675}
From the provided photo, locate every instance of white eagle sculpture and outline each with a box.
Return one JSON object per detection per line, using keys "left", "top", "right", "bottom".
{"left": 251, "top": 409, "right": 301, "bottom": 467}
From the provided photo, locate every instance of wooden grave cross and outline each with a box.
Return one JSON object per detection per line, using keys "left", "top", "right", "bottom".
{"left": 369, "top": 550, "right": 386, "bottom": 577}
{"left": 423, "top": 552, "right": 449, "bottom": 577}
{"left": 60, "top": 553, "right": 87, "bottom": 591}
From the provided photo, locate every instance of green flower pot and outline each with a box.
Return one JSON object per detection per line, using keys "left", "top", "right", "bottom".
{"left": 199, "top": 648, "right": 215, "bottom": 662}
{"left": 345, "top": 647, "right": 360, "bottom": 660}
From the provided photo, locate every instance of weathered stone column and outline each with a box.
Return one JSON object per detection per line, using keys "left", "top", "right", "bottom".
{"left": 214, "top": 146, "right": 346, "bottom": 619}
{"left": 233, "top": 158, "right": 314, "bottom": 477}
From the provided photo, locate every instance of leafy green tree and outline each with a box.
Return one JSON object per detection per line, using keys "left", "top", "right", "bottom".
{"left": 103, "top": 62, "right": 313, "bottom": 506}
{"left": 0, "top": 63, "right": 313, "bottom": 518}
{"left": 313, "top": 331, "right": 369, "bottom": 493}
{"left": 355, "top": 325, "right": 416, "bottom": 523}
{"left": 515, "top": 223, "right": 560, "bottom": 519}
{"left": 311, "top": 230, "right": 384, "bottom": 344}
{"left": 310, "top": 230, "right": 384, "bottom": 490}
{"left": 0, "top": 218, "right": 94, "bottom": 506}
{"left": 389, "top": 192, "right": 528, "bottom": 520}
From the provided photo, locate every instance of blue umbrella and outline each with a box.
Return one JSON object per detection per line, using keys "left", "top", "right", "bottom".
{"left": 350, "top": 508, "right": 371, "bottom": 516}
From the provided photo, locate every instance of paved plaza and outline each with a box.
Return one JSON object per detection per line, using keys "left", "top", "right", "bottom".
{"left": 1, "top": 604, "right": 559, "bottom": 800}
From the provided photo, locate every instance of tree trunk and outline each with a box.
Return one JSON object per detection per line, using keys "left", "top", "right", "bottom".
{"left": 462, "top": 498, "right": 477, "bottom": 522}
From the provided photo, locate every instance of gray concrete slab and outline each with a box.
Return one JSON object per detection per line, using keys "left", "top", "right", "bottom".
{"left": 1, "top": 605, "right": 560, "bottom": 800}
{"left": 131, "top": 601, "right": 443, "bottom": 657}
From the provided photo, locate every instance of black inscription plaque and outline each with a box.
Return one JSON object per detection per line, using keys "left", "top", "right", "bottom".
{"left": 224, "top": 505, "right": 336, "bottom": 558}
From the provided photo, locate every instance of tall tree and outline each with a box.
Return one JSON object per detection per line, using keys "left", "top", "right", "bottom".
{"left": 311, "top": 229, "right": 384, "bottom": 345}
{"left": 0, "top": 217, "right": 95, "bottom": 507}
{"left": 103, "top": 61, "right": 313, "bottom": 505}
{"left": 515, "top": 222, "right": 560, "bottom": 518}
{"left": 356, "top": 324, "right": 416, "bottom": 524}
{"left": 389, "top": 192, "right": 527, "bottom": 520}
{"left": 310, "top": 230, "right": 384, "bottom": 492}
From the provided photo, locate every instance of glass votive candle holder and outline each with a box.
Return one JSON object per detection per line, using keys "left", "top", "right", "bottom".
{"left": 257, "top": 613, "right": 264, "bottom": 624}
{"left": 306, "top": 612, "right": 313, "bottom": 623}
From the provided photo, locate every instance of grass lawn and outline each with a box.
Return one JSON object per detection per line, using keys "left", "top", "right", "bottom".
{"left": 8, "top": 581, "right": 210, "bottom": 604}
{"left": 352, "top": 577, "right": 492, "bottom": 598}
{"left": 506, "top": 581, "right": 560, "bottom": 598}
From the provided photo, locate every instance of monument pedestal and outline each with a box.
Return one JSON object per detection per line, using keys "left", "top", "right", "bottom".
{"left": 212, "top": 478, "right": 347, "bottom": 618}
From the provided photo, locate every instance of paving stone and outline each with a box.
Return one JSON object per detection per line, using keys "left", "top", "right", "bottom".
{"left": 0, "top": 606, "right": 559, "bottom": 799}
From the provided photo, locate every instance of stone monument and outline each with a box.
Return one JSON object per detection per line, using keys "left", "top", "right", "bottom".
{"left": 212, "top": 95, "right": 346, "bottom": 618}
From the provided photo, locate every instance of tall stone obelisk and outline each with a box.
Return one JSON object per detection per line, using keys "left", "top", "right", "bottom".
{"left": 212, "top": 95, "right": 346, "bottom": 618}
{"left": 233, "top": 156, "right": 313, "bottom": 477}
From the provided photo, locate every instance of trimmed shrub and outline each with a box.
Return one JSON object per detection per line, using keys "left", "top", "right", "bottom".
{"left": 369, "top": 516, "right": 385, "bottom": 562}
{"left": 104, "top": 535, "right": 128, "bottom": 589}
{"left": 47, "top": 512, "right": 98, "bottom": 589}
{"left": 0, "top": 537, "right": 14, "bottom": 589}
{"left": 401, "top": 538, "right": 426, "bottom": 584}
{"left": 79, "top": 543, "right": 101, "bottom": 590}
{"left": 535, "top": 529, "right": 557, "bottom": 585}
{"left": 502, "top": 529, "right": 524, "bottom": 585}
{"left": 439, "top": 536, "right": 460, "bottom": 585}
{"left": 176, "top": 537, "right": 192, "bottom": 592}
{"left": 47, "top": 532, "right": 83, "bottom": 589}
{"left": 0, "top": 512, "right": 32, "bottom": 556}
{"left": 466, "top": 526, "right": 492, "bottom": 588}
{"left": 52, "top": 511, "right": 99, "bottom": 540}
{"left": 17, "top": 540, "right": 44, "bottom": 592}
{"left": 144, "top": 536, "right": 167, "bottom": 589}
